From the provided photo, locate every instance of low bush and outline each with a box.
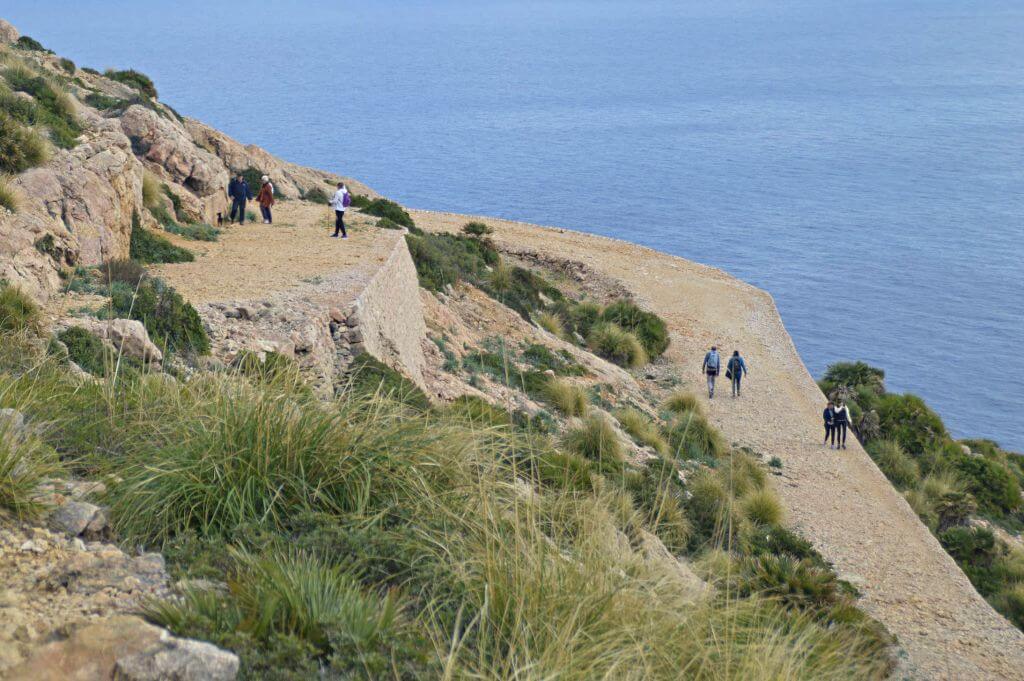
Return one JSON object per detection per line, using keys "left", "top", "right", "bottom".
{"left": 82, "top": 92, "right": 123, "bottom": 111}
{"left": 822, "top": 361, "right": 886, "bottom": 395}
{"left": 0, "top": 175, "right": 19, "bottom": 212}
{"left": 741, "top": 488, "right": 785, "bottom": 526}
{"left": 129, "top": 211, "right": 194, "bottom": 263}
{"left": 600, "top": 300, "right": 669, "bottom": 358}
{"left": 104, "top": 68, "right": 158, "bottom": 98}
{"left": 587, "top": 322, "right": 647, "bottom": 368}
{"left": 302, "top": 187, "right": 329, "bottom": 204}
{"left": 536, "top": 311, "right": 565, "bottom": 338}
{"left": 953, "top": 453, "right": 1022, "bottom": 515}
{"left": 345, "top": 354, "right": 430, "bottom": 411}
{"left": 100, "top": 258, "right": 147, "bottom": 287}
{"left": 375, "top": 217, "right": 403, "bottom": 230}
{"left": 615, "top": 407, "right": 667, "bottom": 454}
{"left": 563, "top": 415, "right": 623, "bottom": 469}
{"left": 993, "top": 583, "right": 1024, "bottom": 630}
{"left": 663, "top": 390, "right": 701, "bottom": 415}
{"left": 866, "top": 439, "right": 920, "bottom": 489}
{"left": 557, "top": 300, "right": 603, "bottom": 340}
{"left": 58, "top": 58, "right": 76, "bottom": 74}
{"left": 665, "top": 409, "right": 728, "bottom": 462}
{"left": 405, "top": 231, "right": 498, "bottom": 291}
{"left": 542, "top": 377, "right": 588, "bottom": 416}
{"left": 0, "top": 112, "right": 50, "bottom": 172}
{"left": 360, "top": 197, "right": 414, "bottom": 228}
{"left": 164, "top": 222, "right": 219, "bottom": 242}
{"left": 348, "top": 193, "right": 371, "bottom": 209}
{"left": 462, "top": 221, "right": 493, "bottom": 237}
{"left": 875, "top": 393, "right": 947, "bottom": 455}
{"left": 520, "top": 343, "right": 585, "bottom": 376}
{"left": 14, "top": 36, "right": 47, "bottom": 52}
{"left": 0, "top": 284, "right": 40, "bottom": 334}
{"left": 109, "top": 276, "right": 209, "bottom": 355}
{"left": 57, "top": 326, "right": 109, "bottom": 376}
{"left": 3, "top": 65, "right": 80, "bottom": 148}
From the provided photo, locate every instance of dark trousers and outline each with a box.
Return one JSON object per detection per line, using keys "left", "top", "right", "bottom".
{"left": 230, "top": 198, "right": 247, "bottom": 223}
{"left": 835, "top": 422, "right": 848, "bottom": 446}
{"left": 824, "top": 423, "right": 834, "bottom": 445}
{"left": 260, "top": 205, "right": 272, "bottom": 223}
{"left": 333, "top": 210, "right": 346, "bottom": 237}
{"left": 731, "top": 372, "right": 742, "bottom": 396}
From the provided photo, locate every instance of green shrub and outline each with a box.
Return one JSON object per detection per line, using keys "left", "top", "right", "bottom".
{"left": 520, "top": 344, "right": 584, "bottom": 376}
{"left": 615, "top": 407, "right": 666, "bottom": 454}
{"left": 564, "top": 415, "right": 623, "bottom": 468}
{"left": 104, "top": 68, "right": 158, "bottom": 98}
{"left": 875, "top": 393, "right": 947, "bottom": 455}
{"left": 558, "top": 300, "right": 603, "bottom": 340}
{"left": 100, "top": 258, "right": 147, "bottom": 287}
{"left": 663, "top": 391, "right": 701, "bottom": 416}
{"left": 0, "top": 424, "right": 60, "bottom": 519}
{"left": 302, "top": 187, "right": 329, "bottom": 204}
{"left": 404, "top": 231, "right": 498, "bottom": 292}
{"left": 0, "top": 284, "right": 40, "bottom": 334}
{"left": 462, "top": 221, "right": 493, "bottom": 237}
{"left": 939, "top": 526, "right": 1003, "bottom": 596}
{"left": 164, "top": 222, "right": 220, "bottom": 242}
{"left": 345, "top": 354, "right": 430, "bottom": 411}
{"left": 83, "top": 92, "right": 123, "bottom": 111}
{"left": 739, "top": 555, "right": 841, "bottom": 611}
{"left": 57, "top": 326, "right": 109, "bottom": 376}
{"left": 865, "top": 439, "right": 920, "bottom": 489}
{"left": 587, "top": 322, "right": 647, "bottom": 368}
{"left": 129, "top": 211, "right": 194, "bottom": 263}
{"left": 360, "top": 198, "right": 414, "bottom": 228}
{"left": 0, "top": 175, "right": 19, "bottom": 212}
{"left": 3, "top": 66, "right": 80, "bottom": 148}
{"left": 0, "top": 112, "right": 50, "bottom": 172}
{"left": 953, "top": 454, "right": 1022, "bottom": 515}
{"left": 375, "top": 217, "right": 403, "bottom": 230}
{"left": 110, "top": 276, "right": 209, "bottom": 355}
{"left": 58, "top": 58, "right": 76, "bottom": 74}
{"left": 81, "top": 67, "right": 100, "bottom": 76}
{"left": 348, "top": 193, "right": 371, "bottom": 209}
{"left": 600, "top": 300, "right": 669, "bottom": 357}
{"left": 14, "top": 36, "right": 48, "bottom": 52}
{"left": 665, "top": 409, "right": 727, "bottom": 462}
{"left": 822, "top": 361, "right": 885, "bottom": 394}
{"left": 992, "top": 583, "right": 1024, "bottom": 630}
{"left": 741, "top": 488, "right": 785, "bottom": 526}
{"left": 542, "top": 378, "right": 588, "bottom": 416}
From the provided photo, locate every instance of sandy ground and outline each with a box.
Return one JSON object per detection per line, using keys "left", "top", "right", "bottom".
{"left": 411, "top": 209, "right": 1024, "bottom": 681}
{"left": 152, "top": 202, "right": 394, "bottom": 304}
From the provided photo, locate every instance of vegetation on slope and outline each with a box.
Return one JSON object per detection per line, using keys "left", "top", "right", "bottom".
{"left": 820, "top": 361, "right": 1024, "bottom": 629}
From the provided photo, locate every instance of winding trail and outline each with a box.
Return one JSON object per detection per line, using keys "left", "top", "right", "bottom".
{"left": 412, "top": 209, "right": 1024, "bottom": 680}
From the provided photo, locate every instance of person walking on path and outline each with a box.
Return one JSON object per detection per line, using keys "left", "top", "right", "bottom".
{"left": 701, "top": 346, "right": 721, "bottom": 399}
{"left": 227, "top": 173, "right": 253, "bottom": 225}
{"left": 823, "top": 401, "right": 836, "bottom": 448}
{"left": 726, "top": 350, "right": 748, "bottom": 397}
{"left": 833, "top": 399, "right": 852, "bottom": 449}
{"left": 256, "top": 175, "right": 275, "bottom": 224}
{"left": 329, "top": 182, "right": 350, "bottom": 238}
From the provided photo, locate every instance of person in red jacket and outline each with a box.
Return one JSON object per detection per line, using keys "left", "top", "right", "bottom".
{"left": 256, "top": 175, "right": 275, "bottom": 224}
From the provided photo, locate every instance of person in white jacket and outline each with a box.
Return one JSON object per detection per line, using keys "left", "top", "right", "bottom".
{"left": 329, "top": 182, "right": 349, "bottom": 238}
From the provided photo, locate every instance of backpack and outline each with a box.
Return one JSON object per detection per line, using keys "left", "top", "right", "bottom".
{"left": 342, "top": 191, "right": 352, "bottom": 208}
{"left": 706, "top": 352, "right": 719, "bottom": 372}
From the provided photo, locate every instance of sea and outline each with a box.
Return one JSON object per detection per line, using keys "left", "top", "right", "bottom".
{"left": 5, "top": 0, "right": 1023, "bottom": 450}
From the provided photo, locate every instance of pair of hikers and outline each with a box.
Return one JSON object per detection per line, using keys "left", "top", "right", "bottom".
{"left": 823, "top": 401, "right": 853, "bottom": 449}
{"left": 701, "top": 346, "right": 747, "bottom": 399}
{"left": 227, "top": 173, "right": 275, "bottom": 224}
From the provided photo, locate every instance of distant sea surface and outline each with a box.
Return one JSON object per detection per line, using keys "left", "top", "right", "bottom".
{"left": 6, "top": 0, "right": 1023, "bottom": 450}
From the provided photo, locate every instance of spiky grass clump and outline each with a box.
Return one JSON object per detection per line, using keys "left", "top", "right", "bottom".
{"left": 741, "top": 488, "right": 785, "bottom": 526}
{"left": 0, "top": 424, "right": 61, "bottom": 519}
{"left": 866, "top": 439, "right": 920, "bottom": 489}
{"left": 0, "top": 284, "right": 40, "bottom": 334}
{"left": 564, "top": 414, "right": 623, "bottom": 469}
{"left": 615, "top": 407, "right": 667, "bottom": 454}
{"left": 663, "top": 390, "right": 701, "bottom": 415}
{"left": 141, "top": 171, "right": 161, "bottom": 209}
{"left": 536, "top": 310, "right": 565, "bottom": 338}
{"left": 600, "top": 299, "right": 670, "bottom": 358}
{"left": 665, "top": 409, "right": 728, "bottom": 462}
{"left": 587, "top": 322, "right": 647, "bottom": 368}
{"left": 0, "top": 174, "right": 19, "bottom": 212}
{"left": 543, "top": 377, "right": 588, "bottom": 416}
{"left": 0, "top": 112, "right": 50, "bottom": 173}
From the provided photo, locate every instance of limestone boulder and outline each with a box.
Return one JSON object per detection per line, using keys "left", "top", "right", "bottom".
{"left": 64, "top": 318, "right": 163, "bottom": 365}
{"left": 0, "top": 19, "right": 19, "bottom": 44}
{"left": 113, "top": 636, "right": 239, "bottom": 681}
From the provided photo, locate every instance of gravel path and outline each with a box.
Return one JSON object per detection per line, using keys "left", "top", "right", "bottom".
{"left": 412, "top": 209, "right": 1024, "bottom": 680}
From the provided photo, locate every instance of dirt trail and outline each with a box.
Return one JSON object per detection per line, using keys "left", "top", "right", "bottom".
{"left": 412, "top": 209, "right": 1024, "bottom": 680}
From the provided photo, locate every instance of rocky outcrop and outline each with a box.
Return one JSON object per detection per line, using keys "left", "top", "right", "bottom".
{"left": 60, "top": 317, "right": 164, "bottom": 365}
{"left": 0, "top": 18, "right": 18, "bottom": 43}
{"left": 119, "top": 106, "right": 228, "bottom": 223}
{"left": 185, "top": 119, "right": 376, "bottom": 200}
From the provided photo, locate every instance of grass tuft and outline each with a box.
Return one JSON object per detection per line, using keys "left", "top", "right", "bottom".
{"left": 663, "top": 390, "right": 701, "bottom": 415}
{"left": 542, "top": 377, "right": 588, "bottom": 416}
{"left": 587, "top": 322, "right": 647, "bottom": 368}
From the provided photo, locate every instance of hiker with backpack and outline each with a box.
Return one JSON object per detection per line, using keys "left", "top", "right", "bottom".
{"left": 833, "top": 399, "right": 852, "bottom": 449}
{"left": 227, "top": 173, "right": 253, "bottom": 225}
{"left": 701, "top": 346, "right": 721, "bottom": 399}
{"left": 823, "top": 401, "right": 836, "bottom": 448}
{"left": 256, "top": 175, "right": 275, "bottom": 224}
{"left": 329, "top": 182, "right": 350, "bottom": 238}
{"left": 726, "top": 350, "right": 748, "bottom": 397}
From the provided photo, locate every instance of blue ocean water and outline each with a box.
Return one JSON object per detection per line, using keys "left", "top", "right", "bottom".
{"left": 5, "top": 1, "right": 1022, "bottom": 450}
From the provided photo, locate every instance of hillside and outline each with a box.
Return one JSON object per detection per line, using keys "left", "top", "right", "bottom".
{"left": 1, "top": 17, "right": 1022, "bottom": 681}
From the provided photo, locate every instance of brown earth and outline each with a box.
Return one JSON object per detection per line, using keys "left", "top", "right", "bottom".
{"left": 410, "top": 209, "right": 1024, "bottom": 681}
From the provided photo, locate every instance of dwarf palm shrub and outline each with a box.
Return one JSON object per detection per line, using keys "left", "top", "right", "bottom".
{"left": 587, "top": 322, "right": 647, "bottom": 368}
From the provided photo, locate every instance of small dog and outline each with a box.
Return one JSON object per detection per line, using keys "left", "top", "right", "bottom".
{"left": 216, "top": 212, "right": 224, "bottom": 227}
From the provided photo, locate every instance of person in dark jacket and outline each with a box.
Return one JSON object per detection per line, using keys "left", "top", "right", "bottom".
{"left": 726, "top": 350, "right": 748, "bottom": 397}
{"left": 823, "top": 401, "right": 835, "bottom": 448}
{"left": 256, "top": 176, "right": 275, "bottom": 224}
{"left": 833, "top": 400, "right": 851, "bottom": 449}
{"left": 227, "top": 173, "right": 253, "bottom": 224}
{"left": 701, "top": 346, "right": 721, "bottom": 399}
